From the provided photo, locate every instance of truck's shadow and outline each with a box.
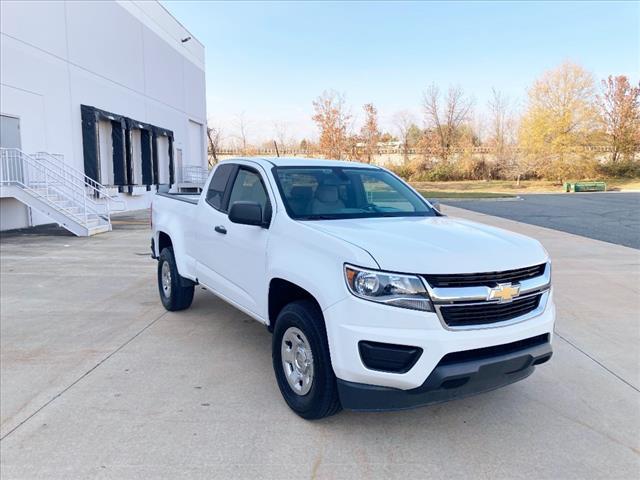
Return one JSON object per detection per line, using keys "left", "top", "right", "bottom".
{"left": 182, "top": 288, "right": 523, "bottom": 430}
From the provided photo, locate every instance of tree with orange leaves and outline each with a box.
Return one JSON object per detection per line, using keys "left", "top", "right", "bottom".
{"left": 597, "top": 75, "right": 640, "bottom": 163}
{"left": 312, "top": 90, "right": 352, "bottom": 159}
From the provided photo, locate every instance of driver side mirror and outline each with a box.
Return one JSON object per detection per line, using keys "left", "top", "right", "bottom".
{"left": 228, "top": 201, "right": 267, "bottom": 227}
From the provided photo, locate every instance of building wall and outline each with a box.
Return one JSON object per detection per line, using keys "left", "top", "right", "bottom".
{"left": 0, "top": 0, "right": 207, "bottom": 228}
{"left": 0, "top": 198, "right": 30, "bottom": 231}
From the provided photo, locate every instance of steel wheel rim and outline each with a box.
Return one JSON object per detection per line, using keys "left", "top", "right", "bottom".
{"left": 281, "top": 327, "right": 314, "bottom": 395}
{"left": 161, "top": 261, "right": 172, "bottom": 298}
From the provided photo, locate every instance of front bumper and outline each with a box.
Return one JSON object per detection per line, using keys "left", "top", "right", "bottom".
{"left": 323, "top": 289, "right": 555, "bottom": 409}
{"left": 337, "top": 335, "right": 552, "bottom": 411}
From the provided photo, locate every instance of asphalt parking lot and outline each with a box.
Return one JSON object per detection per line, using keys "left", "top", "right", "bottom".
{"left": 442, "top": 192, "right": 640, "bottom": 249}
{"left": 1, "top": 208, "right": 639, "bottom": 479}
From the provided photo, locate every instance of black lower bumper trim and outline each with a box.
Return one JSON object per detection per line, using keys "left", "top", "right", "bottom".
{"left": 337, "top": 339, "right": 552, "bottom": 412}
{"left": 358, "top": 341, "right": 423, "bottom": 374}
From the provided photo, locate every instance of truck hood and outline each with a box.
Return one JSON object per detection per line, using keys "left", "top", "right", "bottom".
{"left": 305, "top": 216, "right": 548, "bottom": 274}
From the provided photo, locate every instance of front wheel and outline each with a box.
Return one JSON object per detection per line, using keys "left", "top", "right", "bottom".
{"left": 272, "top": 300, "right": 342, "bottom": 419}
{"left": 157, "top": 247, "right": 194, "bottom": 311}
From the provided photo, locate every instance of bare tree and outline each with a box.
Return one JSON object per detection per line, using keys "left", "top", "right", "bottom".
{"left": 393, "top": 110, "right": 416, "bottom": 161}
{"left": 423, "top": 84, "right": 473, "bottom": 160}
{"left": 359, "top": 103, "right": 381, "bottom": 163}
{"left": 488, "top": 89, "right": 515, "bottom": 159}
{"left": 488, "top": 88, "right": 507, "bottom": 151}
{"left": 486, "top": 89, "right": 525, "bottom": 182}
{"left": 272, "top": 121, "right": 289, "bottom": 153}
{"left": 206, "top": 124, "right": 222, "bottom": 167}
{"left": 234, "top": 112, "right": 250, "bottom": 154}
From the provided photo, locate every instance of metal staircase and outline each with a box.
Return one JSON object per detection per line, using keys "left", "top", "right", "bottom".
{"left": 0, "top": 148, "right": 126, "bottom": 236}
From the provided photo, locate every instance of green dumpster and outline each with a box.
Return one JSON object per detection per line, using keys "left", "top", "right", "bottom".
{"left": 563, "top": 181, "right": 606, "bottom": 192}
{"left": 574, "top": 181, "right": 606, "bottom": 192}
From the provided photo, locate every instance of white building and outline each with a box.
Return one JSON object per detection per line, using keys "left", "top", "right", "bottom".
{"left": 0, "top": 0, "right": 207, "bottom": 234}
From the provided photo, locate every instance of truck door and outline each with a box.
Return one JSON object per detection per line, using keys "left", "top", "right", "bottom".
{"left": 194, "top": 162, "right": 237, "bottom": 295}
{"left": 195, "top": 163, "right": 271, "bottom": 320}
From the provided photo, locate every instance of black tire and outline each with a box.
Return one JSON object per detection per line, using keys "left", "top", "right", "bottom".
{"left": 158, "top": 247, "right": 194, "bottom": 311}
{"left": 272, "top": 300, "right": 342, "bottom": 419}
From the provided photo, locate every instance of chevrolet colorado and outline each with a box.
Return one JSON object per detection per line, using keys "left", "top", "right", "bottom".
{"left": 151, "top": 157, "right": 554, "bottom": 419}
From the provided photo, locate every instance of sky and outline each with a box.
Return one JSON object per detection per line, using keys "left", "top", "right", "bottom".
{"left": 162, "top": 0, "right": 640, "bottom": 145}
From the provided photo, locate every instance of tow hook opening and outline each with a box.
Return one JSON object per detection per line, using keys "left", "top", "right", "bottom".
{"left": 440, "top": 377, "right": 470, "bottom": 390}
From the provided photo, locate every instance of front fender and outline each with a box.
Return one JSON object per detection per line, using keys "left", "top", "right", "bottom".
{"left": 266, "top": 220, "right": 379, "bottom": 313}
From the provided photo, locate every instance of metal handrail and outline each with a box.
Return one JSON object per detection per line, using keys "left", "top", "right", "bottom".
{"left": 0, "top": 148, "right": 110, "bottom": 229}
{"left": 2, "top": 149, "right": 104, "bottom": 215}
{"left": 31, "top": 151, "right": 113, "bottom": 225}
{"left": 33, "top": 151, "right": 126, "bottom": 211}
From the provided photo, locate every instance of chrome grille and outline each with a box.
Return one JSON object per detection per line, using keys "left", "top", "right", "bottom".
{"left": 439, "top": 293, "right": 542, "bottom": 328}
{"left": 423, "top": 263, "right": 546, "bottom": 288}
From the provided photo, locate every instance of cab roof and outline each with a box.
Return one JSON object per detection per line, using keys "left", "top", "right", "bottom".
{"left": 220, "top": 157, "right": 382, "bottom": 169}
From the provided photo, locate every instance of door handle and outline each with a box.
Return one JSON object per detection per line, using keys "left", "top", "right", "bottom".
{"left": 214, "top": 225, "right": 227, "bottom": 234}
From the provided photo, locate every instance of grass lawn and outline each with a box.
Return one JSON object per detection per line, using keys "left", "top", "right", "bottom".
{"left": 410, "top": 178, "right": 640, "bottom": 195}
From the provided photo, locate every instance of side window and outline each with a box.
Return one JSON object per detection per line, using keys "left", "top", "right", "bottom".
{"left": 228, "top": 168, "right": 269, "bottom": 211}
{"left": 206, "top": 163, "right": 235, "bottom": 210}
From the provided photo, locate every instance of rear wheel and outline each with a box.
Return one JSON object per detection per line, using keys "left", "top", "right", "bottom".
{"left": 272, "top": 300, "right": 342, "bottom": 419}
{"left": 158, "top": 247, "right": 194, "bottom": 311}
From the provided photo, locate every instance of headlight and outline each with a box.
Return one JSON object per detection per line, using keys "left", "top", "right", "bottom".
{"left": 344, "top": 264, "right": 434, "bottom": 312}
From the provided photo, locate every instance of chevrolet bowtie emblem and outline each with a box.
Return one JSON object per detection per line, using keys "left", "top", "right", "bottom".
{"left": 488, "top": 283, "right": 521, "bottom": 303}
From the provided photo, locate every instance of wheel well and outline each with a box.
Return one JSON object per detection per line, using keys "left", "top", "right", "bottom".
{"left": 268, "top": 278, "right": 322, "bottom": 332}
{"left": 158, "top": 231, "right": 173, "bottom": 253}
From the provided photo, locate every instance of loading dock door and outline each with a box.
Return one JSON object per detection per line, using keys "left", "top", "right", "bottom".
{"left": 97, "top": 120, "right": 114, "bottom": 185}
{"left": 175, "top": 148, "right": 183, "bottom": 182}
{"left": 81, "top": 105, "right": 174, "bottom": 188}
{"left": 131, "top": 130, "right": 142, "bottom": 185}
{"left": 156, "top": 136, "right": 170, "bottom": 184}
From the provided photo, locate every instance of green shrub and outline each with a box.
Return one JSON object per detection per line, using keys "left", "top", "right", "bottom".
{"left": 599, "top": 160, "right": 640, "bottom": 178}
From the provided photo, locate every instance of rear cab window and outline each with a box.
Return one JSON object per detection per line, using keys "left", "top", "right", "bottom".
{"left": 206, "top": 163, "right": 235, "bottom": 211}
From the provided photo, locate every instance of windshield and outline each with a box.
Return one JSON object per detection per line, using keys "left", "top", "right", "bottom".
{"left": 273, "top": 166, "right": 437, "bottom": 220}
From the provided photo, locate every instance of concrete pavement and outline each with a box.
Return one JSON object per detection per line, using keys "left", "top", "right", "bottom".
{"left": 0, "top": 209, "right": 638, "bottom": 479}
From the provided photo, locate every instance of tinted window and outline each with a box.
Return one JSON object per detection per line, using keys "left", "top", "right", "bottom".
{"left": 206, "top": 163, "right": 235, "bottom": 210}
{"left": 274, "top": 167, "right": 436, "bottom": 220}
{"left": 228, "top": 169, "right": 269, "bottom": 210}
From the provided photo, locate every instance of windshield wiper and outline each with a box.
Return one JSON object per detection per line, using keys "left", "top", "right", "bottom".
{"left": 296, "top": 215, "right": 339, "bottom": 220}
{"left": 372, "top": 212, "right": 435, "bottom": 218}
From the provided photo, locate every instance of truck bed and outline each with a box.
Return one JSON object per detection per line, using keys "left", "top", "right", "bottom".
{"left": 156, "top": 192, "right": 200, "bottom": 205}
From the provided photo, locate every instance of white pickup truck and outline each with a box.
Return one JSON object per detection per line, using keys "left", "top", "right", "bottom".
{"left": 151, "top": 157, "right": 554, "bottom": 419}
